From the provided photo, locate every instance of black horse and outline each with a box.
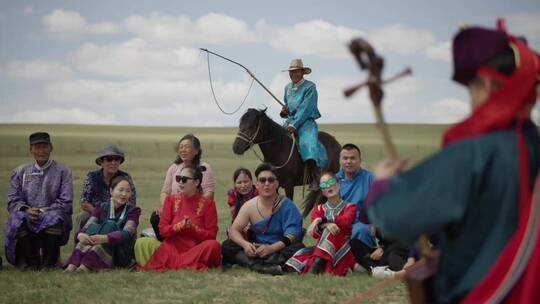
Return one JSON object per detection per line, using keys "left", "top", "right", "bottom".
{"left": 233, "top": 108, "right": 341, "bottom": 215}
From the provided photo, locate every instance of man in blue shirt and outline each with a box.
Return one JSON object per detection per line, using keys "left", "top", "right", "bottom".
{"left": 335, "top": 144, "right": 377, "bottom": 268}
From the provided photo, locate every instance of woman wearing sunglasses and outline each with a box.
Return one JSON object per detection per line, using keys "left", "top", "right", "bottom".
{"left": 134, "top": 165, "right": 221, "bottom": 271}
{"left": 285, "top": 172, "right": 357, "bottom": 275}
{"left": 76, "top": 144, "right": 137, "bottom": 240}
{"left": 149, "top": 133, "right": 215, "bottom": 241}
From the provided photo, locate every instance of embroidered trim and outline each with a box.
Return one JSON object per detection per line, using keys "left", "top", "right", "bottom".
{"left": 196, "top": 197, "right": 204, "bottom": 216}
{"left": 174, "top": 194, "right": 182, "bottom": 212}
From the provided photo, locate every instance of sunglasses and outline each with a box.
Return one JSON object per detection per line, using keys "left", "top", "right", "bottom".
{"left": 258, "top": 176, "right": 277, "bottom": 184}
{"left": 103, "top": 156, "right": 122, "bottom": 162}
{"left": 320, "top": 178, "right": 337, "bottom": 190}
{"left": 176, "top": 175, "right": 196, "bottom": 183}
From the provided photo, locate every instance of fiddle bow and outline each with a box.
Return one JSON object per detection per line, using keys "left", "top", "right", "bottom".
{"left": 346, "top": 38, "right": 436, "bottom": 304}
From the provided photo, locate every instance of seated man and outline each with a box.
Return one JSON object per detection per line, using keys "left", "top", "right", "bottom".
{"left": 222, "top": 163, "right": 304, "bottom": 275}
{"left": 335, "top": 144, "right": 377, "bottom": 265}
{"left": 76, "top": 144, "right": 137, "bottom": 237}
{"left": 5, "top": 132, "right": 73, "bottom": 270}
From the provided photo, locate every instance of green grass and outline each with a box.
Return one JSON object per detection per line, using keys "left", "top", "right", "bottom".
{"left": 0, "top": 123, "right": 447, "bottom": 303}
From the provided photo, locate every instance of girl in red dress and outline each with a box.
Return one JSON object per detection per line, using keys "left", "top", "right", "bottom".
{"left": 135, "top": 165, "right": 221, "bottom": 271}
{"left": 285, "top": 172, "right": 357, "bottom": 275}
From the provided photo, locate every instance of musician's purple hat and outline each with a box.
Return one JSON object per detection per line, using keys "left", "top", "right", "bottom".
{"left": 452, "top": 27, "right": 510, "bottom": 86}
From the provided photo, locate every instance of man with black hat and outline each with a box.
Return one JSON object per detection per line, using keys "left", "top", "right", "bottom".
{"left": 75, "top": 144, "right": 137, "bottom": 236}
{"left": 5, "top": 132, "right": 73, "bottom": 270}
{"left": 364, "top": 21, "right": 540, "bottom": 303}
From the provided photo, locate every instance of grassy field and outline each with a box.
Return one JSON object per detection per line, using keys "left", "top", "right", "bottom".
{"left": 0, "top": 122, "right": 447, "bottom": 304}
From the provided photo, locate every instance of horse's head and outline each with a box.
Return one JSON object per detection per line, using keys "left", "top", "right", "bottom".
{"left": 233, "top": 108, "right": 267, "bottom": 155}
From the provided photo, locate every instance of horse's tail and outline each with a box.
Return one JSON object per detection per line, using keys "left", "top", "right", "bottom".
{"left": 301, "top": 189, "right": 325, "bottom": 217}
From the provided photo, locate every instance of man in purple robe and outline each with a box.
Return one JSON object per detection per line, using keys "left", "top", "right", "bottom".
{"left": 5, "top": 132, "right": 73, "bottom": 269}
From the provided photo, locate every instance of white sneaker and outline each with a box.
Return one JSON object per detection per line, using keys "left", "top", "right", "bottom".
{"left": 140, "top": 227, "right": 156, "bottom": 238}
{"left": 371, "top": 266, "right": 395, "bottom": 279}
{"left": 354, "top": 263, "right": 368, "bottom": 273}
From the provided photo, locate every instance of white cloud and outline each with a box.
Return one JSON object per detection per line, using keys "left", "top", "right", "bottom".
{"left": 425, "top": 41, "right": 451, "bottom": 62}
{"left": 265, "top": 20, "right": 363, "bottom": 59}
{"left": 416, "top": 98, "right": 469, "bottom": 123}
{"left": 124, "top": 12, "right": 259, "bottom": 46}
{"left": 42, "top": 9, "right": 87, "bottom": 37}
{"left": 70, "top": 39, "right": 204, "bottom": 79}
{"left": 532, "top": 103, "right": 540, "bottom": 125}
{"left": 370, "top": 24, "right": 437, "bottom": 55}
{"left": 506, "top": 13, "right": 540, "bottom": 49}
{"left": 86, "top": 22, "right": 121, "bottom": 34}
{"left": 23, "top": 5, "right": 34, "bottom": 15}
{"left": 42, "top": 9, "right": 121, "bottom": 38}
{"left": 48, "top": 77, "right": 247, "bottom": 107}
{"left": 3, "top": 108, "right": 117, "bottom": 125}
{"left": 264, "top": 21, "right": 449, "bottom": 62}
{"left": 2, "top": 60, "right": 73, "bottom": 80}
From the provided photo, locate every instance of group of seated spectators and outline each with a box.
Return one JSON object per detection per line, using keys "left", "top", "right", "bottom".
{"left": 4, "top": 131, "right": 419, "bottom": 277}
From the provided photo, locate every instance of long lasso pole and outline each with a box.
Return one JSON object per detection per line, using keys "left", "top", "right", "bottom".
{"left": 200, "top": 48, "right": 285, "bottom": 107}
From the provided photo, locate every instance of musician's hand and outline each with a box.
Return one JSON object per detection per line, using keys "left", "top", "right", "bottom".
{"left": 370, "top": 247, "right": 384, "bottom": 261}
{"left": 286, "top": 124, "right": 296, "bottom": 134}
{"left": 373, "top": 158, "right": 408, "bottom": 181}
{"left": 403, "top": 257, "right": 415, "bottom": 270}
{"left": 280, "top": 106, "right": 288, "bottom": 118}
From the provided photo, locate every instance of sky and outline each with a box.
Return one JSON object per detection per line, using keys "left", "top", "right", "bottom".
{"left": 1, "top": 0, "right": 539, "bottom": 127}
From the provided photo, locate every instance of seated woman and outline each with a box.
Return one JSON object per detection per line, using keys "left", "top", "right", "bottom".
{"left": 135, "top": 165, "right": 221, "bottom": 271}
{"left": 285, "top": 172, "right": 357, "bottom": 276}
{"left": 149, "top": 134, "right": 215, "bottom": 241}
{"left": 65, "top": 176, "right": 141, "bottom": 272}
{"left": 227, "top": 167, "right": 258, "bottom": 225}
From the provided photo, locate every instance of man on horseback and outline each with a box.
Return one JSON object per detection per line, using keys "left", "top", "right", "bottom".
{"left": 280, "top": 58, "right": 328, "bottom": 190}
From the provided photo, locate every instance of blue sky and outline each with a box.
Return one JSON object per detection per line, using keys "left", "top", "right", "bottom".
{"left": 1, "top": 0, "right": 539, "bottom": 126}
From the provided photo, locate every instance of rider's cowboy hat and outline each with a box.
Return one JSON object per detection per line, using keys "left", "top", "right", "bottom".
{"left": 283, "top": 59, "right": 312, "bottom": 75}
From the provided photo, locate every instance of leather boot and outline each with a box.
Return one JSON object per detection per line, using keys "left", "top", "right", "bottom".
{"left": 42, "top": 232, "right": 61, "bottom": 269}
{"left": 234, "top": 251, "right": 255, "bottom": 268}
{"left": 250, "top": 263, "right": 284, "bottom": 276}
{"left": 26, "top": 256, "right": 42, "bottom": 271}
{"left": 307, "top": 256, "right": 325, "bottom": 274}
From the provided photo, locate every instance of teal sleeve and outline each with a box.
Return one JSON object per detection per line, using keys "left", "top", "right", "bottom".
{"left": 367, "top": 142, "right": 475, "bottom": 245}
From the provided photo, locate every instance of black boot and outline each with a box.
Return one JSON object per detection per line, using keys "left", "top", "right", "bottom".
{"left": 307, "top": 256, "right": 326, "bottom": 274}
{"left": 16, "top": 230, "right": 41, "bottom": 271}
{"left": 233, "top": 251, "right": 256, "bottom": 268}
{"left": 150, "top": 211, "right": 164, "bottom": 242}
{"left": 306, "top": 159, "right": 321, "bottom": 191}
{"left": 250, "top": 263, "right": 284, "bottom": 276}
{"left": 43, "top": 228, "right": 62, "bottom": 269}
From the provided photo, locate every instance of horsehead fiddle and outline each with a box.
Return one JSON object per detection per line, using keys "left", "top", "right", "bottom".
{"left": 345, "top": 38, "right": 437, "bottom": 304}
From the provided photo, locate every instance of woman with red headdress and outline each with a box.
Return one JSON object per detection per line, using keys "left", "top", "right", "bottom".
{"left": 364, "top": 21, "right": 540, "bottom": 303}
